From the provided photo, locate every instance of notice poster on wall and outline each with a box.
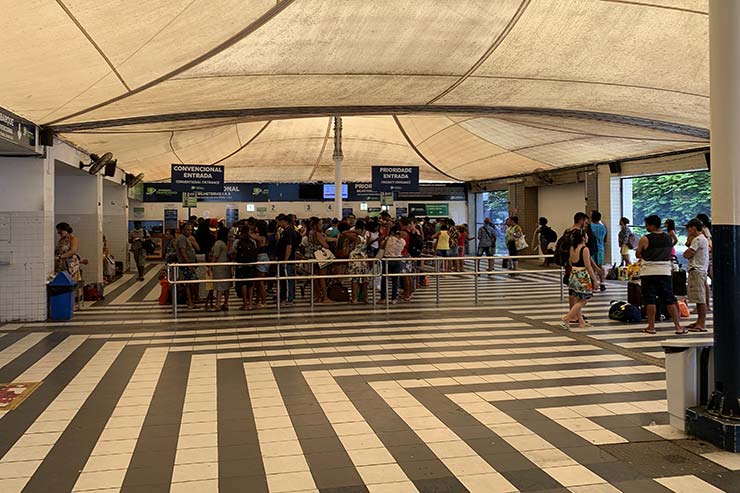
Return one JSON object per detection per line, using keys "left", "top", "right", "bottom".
{"left": 342, "top": 207, "right": 354, "bottom": 218}
{"left": 164, "top": 209, "right": 178, "bottom": 232}
{"left": 396, "top": 207, "right": 408, "bottom": 218}
{"left": 226, "top": 207, "right": 239, "bottom": 228}
{"left": 171, "top": 164, "right": 224, "bottom": 193}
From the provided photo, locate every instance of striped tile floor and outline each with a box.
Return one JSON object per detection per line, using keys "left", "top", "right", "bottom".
{"left": 0, "top": 266, "right": 733, "bottom": 493}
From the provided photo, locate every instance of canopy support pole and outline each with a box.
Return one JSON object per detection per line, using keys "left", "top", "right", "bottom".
{"left": 333, "top": 116, "right": 343, "bottom": 219}
{"left": 687, "top": 0, "right": 740, "bottom": 451}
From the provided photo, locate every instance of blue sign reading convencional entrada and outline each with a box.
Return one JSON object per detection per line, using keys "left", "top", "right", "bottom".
{"left": 171, "top": 164, "right": 225, "bottom": 193}
{"left": 371, "top": 166, "right": 419, "bottom": 192}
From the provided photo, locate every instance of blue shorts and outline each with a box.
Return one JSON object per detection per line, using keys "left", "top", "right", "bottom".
{"left": 436, "top": 250, "right": 449, "bottom": 257}
{"left": 592, "top": 250, "right": 605, "bottom": 267}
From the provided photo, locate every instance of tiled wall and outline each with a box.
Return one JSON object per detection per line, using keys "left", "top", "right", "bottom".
{"left": 54, "top": 213, "right": 102, "bottom": 284}
{"left": 0, "top": 211, "right": 55, "bottom": 321}
{"left": 103, "top": 214, "right": 128, "bottom": 271}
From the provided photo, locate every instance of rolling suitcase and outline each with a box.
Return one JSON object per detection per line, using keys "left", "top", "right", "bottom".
{"left": 627, "top": 281, "right": 642, "bottom": 307}
{"left": 672, "top": 269, "right": 687, "bottom": 297}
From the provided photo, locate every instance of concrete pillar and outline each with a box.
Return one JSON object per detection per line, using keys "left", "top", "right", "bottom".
{"left": 55, "top": 164, "right": 104, "bottom": 286}
{"left": 103, "top": 179, "right": 129, "bottom": 274}
{"left": 687, "top": 0, "right": 740, "bottom": 451}
{"left": 0, "top": 154, "right": 55, "bottom": 321}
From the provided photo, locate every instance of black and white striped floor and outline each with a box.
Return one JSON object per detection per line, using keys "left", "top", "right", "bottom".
{"left": 0, "top": 265, "right": 733, "bottom": 493}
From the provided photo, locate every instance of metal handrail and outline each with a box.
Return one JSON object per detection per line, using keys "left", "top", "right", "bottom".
{"left": 167, "top": 257, "right": 383, "bottom": 317}
{"left": 165, "top": 253, "right": 566, "bottom": 318}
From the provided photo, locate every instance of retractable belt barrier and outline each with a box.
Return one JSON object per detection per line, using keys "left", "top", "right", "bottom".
{"left": 166, "top": 254, "right": 562, "bottom": 319}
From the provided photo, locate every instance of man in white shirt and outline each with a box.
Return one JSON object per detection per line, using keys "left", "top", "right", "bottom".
{"left": 684, "top": 218, "right": 710, "bottom": 332}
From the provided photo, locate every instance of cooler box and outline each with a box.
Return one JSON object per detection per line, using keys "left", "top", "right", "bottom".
{"left": 48, "top": 271, "right": 77, "bottom": 321}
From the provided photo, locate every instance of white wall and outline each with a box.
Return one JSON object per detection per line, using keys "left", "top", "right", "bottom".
{"left": 537, "top": 183, "right": 586, "bottom": 236}
{"left": 0, "top": 154, "right": 55, "bottom": 322}
{"left": 55, "top": 168, "right": 104, "bottom": 284}
{"left": 103, "top": 181, "right": 129, "bottom": 270}
{"left": 132, "top": 200, "right": 469, "bottom": 226}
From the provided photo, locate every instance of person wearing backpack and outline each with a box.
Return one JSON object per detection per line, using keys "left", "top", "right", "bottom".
{"left": 560, "top": 229, "right": 599, "bottom": 329}
{"left": 476, "top": 217, "right": 497, "bottom": 273}
{"left": 536, "top": 217, "right": 557, "bottom": 266}
{"left": 618, "top": 217, "right": 635, "bottom": 266}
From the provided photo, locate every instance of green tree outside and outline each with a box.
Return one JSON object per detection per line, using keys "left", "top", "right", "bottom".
{"left": 630, "top": 171, "right": 710, "bottom": 243}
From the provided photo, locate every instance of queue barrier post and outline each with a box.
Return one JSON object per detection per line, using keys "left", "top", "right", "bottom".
{"left": 310, "top": 263, "right": 315, "bottom": 311}
{"left": 276, "top": 265, "right": 281, "bottom": 317}
{"left": 474, "top": 256, "right": 479, "bottom": 305}
{"left": 560, "top": 266, "right": 565, "bottom": 302}
{"left": 435, "top": 257, "right": 440, "bottom": 305}
{"left": 172, "top": 265, "right": 178, "bottom": 319}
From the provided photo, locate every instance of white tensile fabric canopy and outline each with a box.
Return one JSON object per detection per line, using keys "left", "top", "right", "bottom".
{"left": 2, "top": 0, "right": 709, "bottom": 182}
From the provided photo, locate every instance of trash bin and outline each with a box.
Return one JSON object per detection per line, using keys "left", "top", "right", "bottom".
{"left": 48, "top": 271, "right": 77, "bottom": 321}
{"left": 661, "top": 338, "right": 714, "bottom": 431}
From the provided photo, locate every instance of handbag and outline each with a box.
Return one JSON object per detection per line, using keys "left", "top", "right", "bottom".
{"left": 313, "top": 247, "right": 335, "bottom": 269}
{"left": 515, "top": 236, "right": 528, "bottom": 251}
{"left": 327, "top": 281, "right": 350, "bottom": 302}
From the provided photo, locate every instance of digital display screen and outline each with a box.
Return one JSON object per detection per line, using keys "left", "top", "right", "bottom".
{"left": 323, "top": 183, "right": 348, "bottom": 199}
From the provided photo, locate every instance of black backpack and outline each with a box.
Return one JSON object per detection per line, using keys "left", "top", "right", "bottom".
{"left": 408, "top": 232, "right": 424, "bottom": 257}
{"left": 541, "top": 226, "right": 557, "bottom": 244}
{"left": 608, "top": 301, "right": 642, "bottom": 323}
{"left": 553, "top": 230, "right": 573, "bottom": 266}
{"left": 235, "top": 237, "right": 257, "bottom": 263}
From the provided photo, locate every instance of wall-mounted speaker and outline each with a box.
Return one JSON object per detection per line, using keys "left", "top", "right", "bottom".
{"left": 608, "top": 162, "right": 622, "bottom": 174}
{"left": 705, "top": 152, "right": 711, "bottom": 170}
{"left": 39, "top": 128, "right": 54, "bottom": 146}
{"left": 104, "top": 159, "right": 117, "bottom": 177}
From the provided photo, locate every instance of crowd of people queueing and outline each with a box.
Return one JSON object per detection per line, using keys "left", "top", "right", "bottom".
{"left": 163, "top": 212, "right": 508, "bottom": 311}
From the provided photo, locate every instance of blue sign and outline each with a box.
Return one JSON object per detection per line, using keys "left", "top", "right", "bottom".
{"left": 348, "top": 182, "right": 379, "bottom": 201}
{"left": 199, "top": 183, "right": 268, "bottom": 202}
{"left": 171, "top": 164, "right": 224, "bottom": 193}
{"left": 144, "top": 182, "right": 268, "bottom": 202}
{"left": 145, "top": 183, "right": 183, "bottom": 202}
{"left": 268, "top": 183, "right": 300, "bottom": 201}
{"left": 372, "top": 166, "right": 419, "bottom": 192}
{"left": 396, "top": 207, "right": 408, "bottom": 218}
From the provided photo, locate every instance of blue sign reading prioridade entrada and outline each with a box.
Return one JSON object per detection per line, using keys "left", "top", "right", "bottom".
{"left": 371, "top": 166, "right": 419, "bottom": 192}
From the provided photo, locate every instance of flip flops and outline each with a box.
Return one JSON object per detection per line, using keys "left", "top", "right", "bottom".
{"left": 641, "top": 328, "right": 657, "bottom": 335}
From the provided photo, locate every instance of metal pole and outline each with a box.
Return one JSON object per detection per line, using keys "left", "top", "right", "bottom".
{"left": 372, "top": 260, "right": 377, "bottom": 305}
{"left": 435, "top": 257, "right": 440, "bottom": 305}
{"left": 474, "top": 257, "right": 479, "bottom": 305}
{"left": 276, "top": 262, "right": 281, "bottom": 317}
{"left": 560, "top": 266, "right": 564, "bottom": 302}
{"left": 310, "top": 262, "right": 315, "bottom": 311}
{"left": 173, "top": 265, "right": 178, "bottom": 319}
{"left": 385, "top": 260, "right": 390, "bottom": 312}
